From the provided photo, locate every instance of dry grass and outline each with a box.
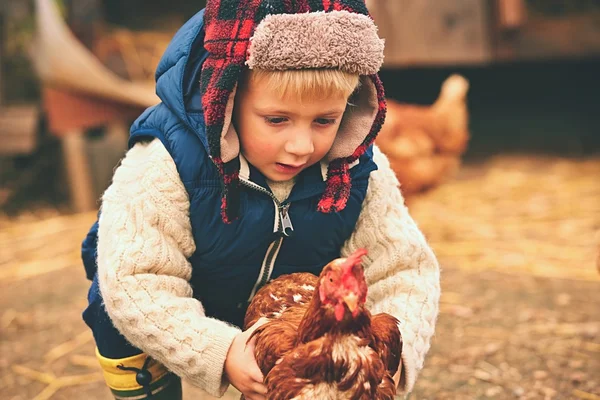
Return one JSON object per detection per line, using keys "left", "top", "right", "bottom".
{"left": 408, "top": 155, "right": 600, "bottom": 281}
{"left": 406, "top": 154, "right": 600, "bottom": 400}
{"left": 1, "top": 154, "right": 598, "bottom": 399}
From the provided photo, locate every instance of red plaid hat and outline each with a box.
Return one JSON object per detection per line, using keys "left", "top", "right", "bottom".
{"left": 201, "top": 0, "right": 386, "bottom": 223}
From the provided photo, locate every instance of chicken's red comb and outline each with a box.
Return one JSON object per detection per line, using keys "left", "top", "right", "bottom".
{"left": 342, "top": 248, "right": 368, "bottom": 272}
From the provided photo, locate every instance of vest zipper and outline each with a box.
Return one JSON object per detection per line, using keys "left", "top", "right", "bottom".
{"left": 238, "top": 179, "right": 294, "bottom": 303}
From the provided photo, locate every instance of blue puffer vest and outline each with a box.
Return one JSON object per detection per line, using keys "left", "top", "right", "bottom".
{"left": 82, "top": 9, "right": 377, "bottom": 329}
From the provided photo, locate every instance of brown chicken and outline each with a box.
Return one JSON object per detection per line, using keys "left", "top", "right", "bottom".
{"left": 376, "top": 74, "right": 470, "bottom": 195}
{"left": 244, "top": 249, "right": 402, "bottom": 400}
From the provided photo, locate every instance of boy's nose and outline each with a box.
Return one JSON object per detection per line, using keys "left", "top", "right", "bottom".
{"left": 285, "top": 132, "right": 314, "bottom": 157}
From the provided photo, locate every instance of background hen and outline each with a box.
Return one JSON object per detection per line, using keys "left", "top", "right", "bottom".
{"left": 376, "top": 74, "right": 470, "bottom": 195}
{"left": 244, "top": 249, "right": 402, "bottom": 400}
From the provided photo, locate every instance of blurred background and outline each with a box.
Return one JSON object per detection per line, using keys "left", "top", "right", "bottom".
{"left": 0, "top": 0, "right": 599, "bottom": 399}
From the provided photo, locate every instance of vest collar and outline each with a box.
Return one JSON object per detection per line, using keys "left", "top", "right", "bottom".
{"left": 239, "top": 153, "right": 361, "bottom": 203}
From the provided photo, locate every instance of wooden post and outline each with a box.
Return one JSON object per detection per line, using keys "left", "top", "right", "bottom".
{"left": 497, "top": 0, "right": 528, "bottom": 30}
{"left": 61, "top": 131, "right": 96, "bottom": 213}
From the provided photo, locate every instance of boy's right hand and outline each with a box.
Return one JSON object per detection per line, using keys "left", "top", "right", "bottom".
{"left": 224, "top": 318, "right": 269, "bottom": 400}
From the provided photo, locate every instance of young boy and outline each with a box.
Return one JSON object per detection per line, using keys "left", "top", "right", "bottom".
{"left": 81, "top": 1, "right": 440, "bottom": 399}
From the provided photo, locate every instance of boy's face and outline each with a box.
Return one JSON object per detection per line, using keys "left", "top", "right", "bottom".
{"left": 233, "top": 77, "right": 348, "bottom": 182}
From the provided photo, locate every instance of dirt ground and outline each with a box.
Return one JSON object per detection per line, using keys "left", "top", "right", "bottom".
{"left": 1, "top": 154, "right": 599, "bottom": 400}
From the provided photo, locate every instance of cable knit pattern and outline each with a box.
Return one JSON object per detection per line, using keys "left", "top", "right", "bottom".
{"left": 98, "top": 139, "right": 438, "bottom": 397}
{"left": 97, "top": 139, "right": 241, "bottom": 397}
{"left": 341, "top": 145, "right": 441, "bottom": 395}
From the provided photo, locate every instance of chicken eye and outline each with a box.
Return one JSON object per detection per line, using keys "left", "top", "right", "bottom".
{"left": 329, "top": 278, "right": 334, "bottom": 283}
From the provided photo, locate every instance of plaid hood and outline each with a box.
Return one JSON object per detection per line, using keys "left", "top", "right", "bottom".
{"left": 201, "top": 0, "right": 386, "bottom": 223}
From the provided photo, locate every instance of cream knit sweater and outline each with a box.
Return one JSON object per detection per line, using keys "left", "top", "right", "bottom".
{"left": 97, "top": 139, "right": 440, "bottom": 397}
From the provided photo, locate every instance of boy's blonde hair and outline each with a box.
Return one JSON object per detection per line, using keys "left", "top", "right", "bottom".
{"left": 244, "top": 68, "right": 360, "bottom": 102}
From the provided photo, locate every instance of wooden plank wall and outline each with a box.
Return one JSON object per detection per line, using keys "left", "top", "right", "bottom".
{"left": 367, "top": 0, "right": 493, "bottom": 67}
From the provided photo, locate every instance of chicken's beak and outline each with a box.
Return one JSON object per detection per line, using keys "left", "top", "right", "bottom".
{"left": 343, "top": 293, "right": 358, "bottom": 313}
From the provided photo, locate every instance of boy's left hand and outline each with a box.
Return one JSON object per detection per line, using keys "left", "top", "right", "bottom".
{"left": 224, "top": 318, "right": 269, "bottom": 400}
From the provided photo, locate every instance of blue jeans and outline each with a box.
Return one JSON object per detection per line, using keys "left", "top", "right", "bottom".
{"left": 82, "top": 274, "right": 142, "bottom": 359}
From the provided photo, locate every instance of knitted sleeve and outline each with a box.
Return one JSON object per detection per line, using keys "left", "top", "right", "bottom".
{"left": 97, "top": 139, "right": 240, "bottom": 397}
{"left": 341, "top": 145, "right": 441, "bottom": 394}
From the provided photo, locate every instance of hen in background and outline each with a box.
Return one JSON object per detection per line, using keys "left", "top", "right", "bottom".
{"left": 244, "top": 249, "right": 402, "bottom": 400}
{"left": 376, "top": 74, "right": 470, "bottom": 195}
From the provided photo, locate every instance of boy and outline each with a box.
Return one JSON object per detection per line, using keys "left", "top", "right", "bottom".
{"left": 82, "top": 1, "right": 440, "bottom": 399}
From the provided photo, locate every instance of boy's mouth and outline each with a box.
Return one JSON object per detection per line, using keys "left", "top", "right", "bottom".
{"left": 275, "top": 163, "right": 305, "bottom": 174}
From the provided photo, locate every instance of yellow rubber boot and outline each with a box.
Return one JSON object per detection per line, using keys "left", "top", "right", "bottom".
{"left": 96, "top": 349, "right": 182, "bottom": 399}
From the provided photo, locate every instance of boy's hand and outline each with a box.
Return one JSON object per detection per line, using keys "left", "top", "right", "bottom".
{"left": 224, "top": 318, "right": 269, "bottom": 400}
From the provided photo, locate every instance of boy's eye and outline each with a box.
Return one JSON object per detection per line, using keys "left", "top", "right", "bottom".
{"left": 265, "top": 117, "right": 287, "bottom": 125}
{"left": 315, "top": 118, "right": 336, "bottom": 126}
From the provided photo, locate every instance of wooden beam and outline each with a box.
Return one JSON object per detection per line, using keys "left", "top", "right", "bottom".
{"left": 61, "top": 131, "right": 96, "bottom": 213}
